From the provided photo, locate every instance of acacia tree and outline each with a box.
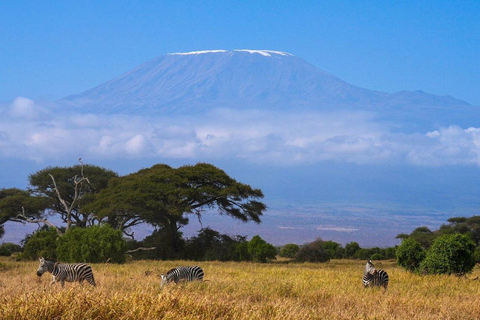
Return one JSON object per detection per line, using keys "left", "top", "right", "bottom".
{"left": 28, "top": 162, "right": 118, "bottom": 231}
{"left": 84, "top": 163, "right": 266, "bottom": 250}
{"left": 0, "top": 188, "right": 51, "bottom": 237}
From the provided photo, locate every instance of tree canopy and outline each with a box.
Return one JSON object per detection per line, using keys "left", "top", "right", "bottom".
{"left": 28, "top": 164, "right": 118, "bottom": 229}
{"left": 0, "top": 188, "right": 50, "bottom": 238}
{"left": 83, "top": 163, "right": 266, "bottom": 246}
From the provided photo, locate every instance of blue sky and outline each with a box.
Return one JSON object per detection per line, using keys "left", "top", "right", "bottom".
{"left": 1, "top": 1, "right": 479, "bottom": 105}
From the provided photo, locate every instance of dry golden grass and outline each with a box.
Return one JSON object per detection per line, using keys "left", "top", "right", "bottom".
{"left": 1, "top": 258, "right": 480, "bottom": 319}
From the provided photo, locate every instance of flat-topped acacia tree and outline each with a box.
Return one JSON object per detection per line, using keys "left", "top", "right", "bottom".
{"left": 83, "top": 163, "right": 266, "bottom": 250}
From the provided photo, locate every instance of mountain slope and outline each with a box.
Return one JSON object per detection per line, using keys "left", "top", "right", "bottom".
{"left": 61, "top": 49, "right": 476, "bottom": 129}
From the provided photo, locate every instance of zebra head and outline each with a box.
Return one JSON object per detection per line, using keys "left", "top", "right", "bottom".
{"left": 36, "top": 257, "right": 49, "bottom": 277}
{"left": 160, "top": 273, "right": 167, "bottom": 288}
{"left": 364, "top": 260, "right": 376, "bottom": 275}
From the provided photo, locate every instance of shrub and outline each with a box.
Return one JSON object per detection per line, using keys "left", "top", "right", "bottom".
{"left": 279, "top": 244, "right": 300, "bottom": 258}
{"left": 133, "top": 227, "right": 185, "bottom": 260}
{"left": 233, "top": 242, "right": 250, "bottom": 261}
{"left": 295, "top": 239, "right": 331, "bottom": 263}
{"left": 57, "top": 225, "right": 126, "bottom": 263}
{"left": 323, "top": 241, "right": 344, "bottom": 259}
{"left": 420, "top": 233, "right": 476, "bottom": 275}
{"left": 183, "top": 228, "right": 248, "bottom": 261}
{"left": 475, "top": 246, "right": 480, "bottom": 263}
{"left": 21, "top": 227, "right": 59, "bottom": 260}
{"left": 0, "top": 242, "right": 22, "bottom": 256}
{"left": 370, "top": 253, "right": 384, "bottom": 260}
{"left": 396, "top": 238, "right": 426, "bottom": 272}
{"left": 344, "top": 242, "right": 360, "bottom": 259}
{"left": 247, "top": 235, "right": 277, "bottom": 263}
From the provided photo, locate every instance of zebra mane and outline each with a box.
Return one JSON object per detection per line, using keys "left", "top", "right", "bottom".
{"left": 166, "top": 268, "right": 178, "bottom": 275}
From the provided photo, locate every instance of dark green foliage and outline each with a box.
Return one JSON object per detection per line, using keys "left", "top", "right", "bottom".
{"left": 409, "top": 227, "right": 436, "bottom": 249}
{"left": 183, "top": 228, "right": 248, "bottom": 261}
{"left": 247, "top": 235, "right": 277, "bottom": 263}
{"left": 57, "top": 225, "right": 126, "bottom": 263}
{"left": 322, "top": 241, "right": 344, "bottom": 259}
{"left": 474, "top": 246, "right": 480, "bottom": 263}
{"left": 420, "top": 234, "right": 476, "bottom": 275}
{"left": 384, "top": 247, "right": 397, "bottom": 259}
{"left": 295, "top": 239, "right": 331, "bottom": 263}
{"left": 0, "top": 242, "right": 22, "bottom": 256}
{"left": 344, "top": 242, "right": 360, "bottom": 259}
{"left": 396, "top": 238, "right": 426, "bottom": 272}
{"left": 233, "top": 242, "right": 250, "bottom": 261}
{"left": 279, "top": 244, "right": 300, "bottom": 258}
{"left": 356, "top": 247, "right": 385, "bottom": 260}
{"left": 21, "top": 227, "right": 59, "bottom": 260}
{"left": 370, "top": 253, "right": 384, "bottom": 260}
{"left": 128, "top": 227, "right": 185, "bottom": 260}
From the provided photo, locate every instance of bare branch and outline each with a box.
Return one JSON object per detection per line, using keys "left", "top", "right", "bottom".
{"left": 126, "top": 247, "right": 156, "bottom": 254}
{"left": 48, "top": 159, "right": 91, "bottom": 231}
{"left": 15, "top": 207, "right": 63, "bottom": 236}
{"left": 123, "top": 229, "right": 135, "bottom": 240}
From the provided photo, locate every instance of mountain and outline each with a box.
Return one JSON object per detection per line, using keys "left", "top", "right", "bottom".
{"left": 61, "top": 49, "right": 477, "bottom": 129}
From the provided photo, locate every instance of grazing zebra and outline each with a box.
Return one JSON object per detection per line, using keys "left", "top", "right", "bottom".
{"left": 36, "top": 257, "right": 96, "bottom": 287}
{"left": 161, "top": 266, "right": 204, "bottom": 288}
{"left": 363, "top": 260, "right": 388, "bottom": 291}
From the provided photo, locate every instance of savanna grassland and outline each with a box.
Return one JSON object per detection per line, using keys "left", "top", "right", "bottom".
{"left": 1, "top": 258, "right": 480, "bottom": 320}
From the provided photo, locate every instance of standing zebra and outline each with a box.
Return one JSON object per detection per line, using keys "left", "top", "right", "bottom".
{"left": 363, "top": 260, "right": 388, "bottom": 291}
{"left": 36, "top": 257, "right": 96, "bottom": 287}
{"left": 161, "top": 266, "right": 204, "bottom": 288}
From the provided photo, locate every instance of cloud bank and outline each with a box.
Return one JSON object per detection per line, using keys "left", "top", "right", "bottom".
{"left": 1, "top": 97, "right": 480, "bottom": 166}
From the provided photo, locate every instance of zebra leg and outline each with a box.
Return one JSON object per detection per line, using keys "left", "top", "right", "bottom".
{"left": 60, "top": 280, "right": 65, "bottom": 288}
{"left": 50, "top": 275, "right": 56, "bottom": 286}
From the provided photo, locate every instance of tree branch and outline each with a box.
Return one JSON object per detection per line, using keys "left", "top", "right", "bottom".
{"left": 14, "top": 207, "right": 63, "bottom": 236}
{"left": 125, "top": 247, "right": 156, "bottom": 254}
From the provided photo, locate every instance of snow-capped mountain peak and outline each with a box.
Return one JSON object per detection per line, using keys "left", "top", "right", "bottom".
{"left": 168, "top": 49, "right": 293, "bottom": 57}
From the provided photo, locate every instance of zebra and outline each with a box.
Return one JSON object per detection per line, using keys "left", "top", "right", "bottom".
{"left": 362, "top": 260, "right": 388, "bottom": 291}
{"left": 36, "top": 257, "right": 96, "bottom": 287}
{"left": 160, "top": 266, "right": 204, "bottom": 288}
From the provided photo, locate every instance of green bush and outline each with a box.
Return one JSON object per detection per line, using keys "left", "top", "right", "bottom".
{"left": 475, "top": 246, "right": 480, "bottom": 263}
{"left": 279, "top": 244, "right": 300, "bottom": 258}
{"left": 370, "top": 253, "right": 384, "bottom": 260}
{"left": 21, "top": 227, "right": 59, "bottom": 260}
{"left": 183, "top": 228, "right": 247, "bottom": 261}
{"left": 0, "top": 242, "right": 22, "bottom": 256}
{"left": 57, "top": 225, "right": 126, "bottom": 263}
{"left": 233, "top": 242, "right": 250, "bottom": 261}
{"left": 247, "top": 235, "right": 277, "bottom": 263}
{"left": 295, "top": 239, "right": 331, "bottom": 263}
{"left": 396, "top": 238, "right": 426, "bottom": 272}
{"left": 420, "top": 233, "right": 476, "bottom": 275}
{"left": 344, "top": 242, "right": 360, "bottom": 259}
{"left": 132, "top": 227, "right": 185, "bottom": 260}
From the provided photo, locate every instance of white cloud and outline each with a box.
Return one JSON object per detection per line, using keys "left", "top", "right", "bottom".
{"left": 8, "top": 97, "right": 47, "bottom": 120}
{"left": 2, "top": 97, "right": 480, "bottom": 167}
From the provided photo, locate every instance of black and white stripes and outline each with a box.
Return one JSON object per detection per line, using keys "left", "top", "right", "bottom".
{"left": 36, "top": 257, "right": 96, "bottom": 287}
{"left": 363, "top": 260, "right": 389, "bottom": 291}
{"left": 161, "top": 265, "right": 204, "bottom": 288}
